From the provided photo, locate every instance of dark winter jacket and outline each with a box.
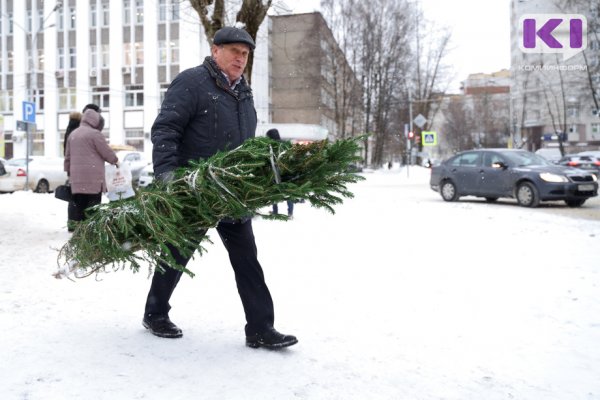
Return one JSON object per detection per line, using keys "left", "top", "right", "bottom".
{"left": 63, "top": 111, "right": 82, "bottom": 154}
{"left": 64, "top": 109, "right": 118, "bottom": 194}
{"left": 151, "top": 56, "right": 257, "bottom": 179}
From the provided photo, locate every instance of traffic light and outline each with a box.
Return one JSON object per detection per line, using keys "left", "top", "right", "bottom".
{"left": 415, "top": 133, "right": 421, "bottom": 145}
{"left": 408, "top": 131, "right": 414, "bottom": 140}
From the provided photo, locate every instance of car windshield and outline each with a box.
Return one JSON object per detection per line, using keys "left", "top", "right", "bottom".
{"left": 500, "top": 151, "right": 552, "bottom": 167}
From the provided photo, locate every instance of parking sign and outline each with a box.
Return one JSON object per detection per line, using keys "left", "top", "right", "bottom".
{"left": 22, "top": 101, "right": 36, "bottom": 124}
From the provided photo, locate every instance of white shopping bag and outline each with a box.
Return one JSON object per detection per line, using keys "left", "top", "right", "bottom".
{"left": 105, "top": 163, "right": 135, "bottom": 201}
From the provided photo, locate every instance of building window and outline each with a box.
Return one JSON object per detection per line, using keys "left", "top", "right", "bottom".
{"left": 124, "top": 42, "right": 143, "bottom": 66}
{"left": 57, "top": 48, "right": 65, "bottom": 69}
{"left": 6, "top": 12, "right": 13, "bottom": 35}
{"left": 125, "top": 85, "right": 144, "bottom": 108}
{"left": 101, "top": 44, "right": 110, "bottom": 67}
{"left": 37, "top": 49, "right": 44, "bottom": 70}
{"left": 568, "top": 107, "right": 579, "bottom": 118}
{"left": 69, "top": 7, "right": 76, "bottom": 30}
{"left": 57, "top": 8, "right": 64, "bottom": 31}
{"left": 101, "top": 1, "right": 109, "bottom": 27}
{"left": 158, "top": 40, "right": 178, "bottom": 65}
{"left": 124, "top": 0, "right": 131, "bottom": 25}
{"left": 136, "top": 0, "right": 144, "bottom": 24}
{"left": 125, "top": 129, "right": 144, "bottom": 150}
{"left": 33, "top": 89, "right": 45, "bottom": 111}
{"left": 135, "top": 42, "right": 144, "bottom": 64}
{"left": 159, "top": 0, "right": 179, "bottom": 22}
{"left": 592, "top": 123, "right": 600, "bottom": 140}
{"left": 58, "top": 88, "right": 77, "bottom": 111}
{"left": 170, "top": 39, "right": 179, "bottom": 63}
{"left": 158, "top": 0, "right": 167, "bottom": 21}
{"left": 171, "top": 1, "right": 179, "bottom": 20}
{"left": 90, "top": 4, "right": 97, "bottom": 27}
{"left": 37, "top": 9, "right": 44, "bottom": 29}
{"left": 90, "top": 45, "right": 97, "bottom": 68}
{"left": 69, "top": 47, "right": 77, "bottom": 69}
{"left": 27, "top": 10, "right": 32, "bottom": 32}
{"left": 0, "top": 90, "right": 13, "bottom": 112}
{"left": 124, "top": 42, "right": 132, "bottom": 66}
{"left": 91, "top": 87, "right": 110, "bottom": 109}
{"left": 159, "top": 84, "right": 169, "bottom": 105}
{"left": 158, "top": 40, "right": 167, "bottom": 64}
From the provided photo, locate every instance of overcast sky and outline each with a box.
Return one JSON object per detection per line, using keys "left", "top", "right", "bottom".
{"left": 290, "top": 0, "right": 512, "bottom": 93}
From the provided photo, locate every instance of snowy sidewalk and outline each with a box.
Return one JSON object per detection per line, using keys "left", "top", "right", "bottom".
{"left": 1, "top": 168, "right": 599, "bottom": 400}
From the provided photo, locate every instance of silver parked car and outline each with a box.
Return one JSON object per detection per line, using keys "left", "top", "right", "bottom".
{"left": 0, "top": 156, "right": 68, "bottom": 193}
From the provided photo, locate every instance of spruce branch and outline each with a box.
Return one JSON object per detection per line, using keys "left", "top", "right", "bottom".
{"left": 57, "top": 137, "right": 364, "bottom": 278}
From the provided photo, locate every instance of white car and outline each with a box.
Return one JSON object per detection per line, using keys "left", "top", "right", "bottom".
{"left": 0, "top": 157, "right": 6, "bottom": 174}
{"left": 0, "top": 156, "right": 68, "bottom": 193}
{"left": 115, "top": 150, "right": 151, "bottom": 183}
{"left": 534, "top": 148, "right": 562, "bottom": 163}
{"left": 137, "top": 164, "right": 154, "bottom": 187}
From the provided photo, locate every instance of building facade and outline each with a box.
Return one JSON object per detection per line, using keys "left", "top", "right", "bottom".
{"left": 0, "top": 2, "right": 355, "bottom": 160}
{"left": 269, "top": 12, "right": 363, "bottom": 142}
{"left": 0, "top": 0, "right": 272, "bottom": 159}
{"left": 510, "top": 0, "right": 600, "bottom": 152}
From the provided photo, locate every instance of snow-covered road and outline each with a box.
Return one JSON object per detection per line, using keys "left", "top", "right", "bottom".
{"left": 1, "top": 167, "right": 599, "bottom": 400}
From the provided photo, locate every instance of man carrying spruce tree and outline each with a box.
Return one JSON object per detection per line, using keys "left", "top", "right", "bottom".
{"left": 143, "top": 26, "right": 297, "bottom": 349}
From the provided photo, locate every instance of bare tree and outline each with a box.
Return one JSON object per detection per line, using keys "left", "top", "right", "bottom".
{"left": 320, "top": 0, "right": 364, "bottom": 140}
{"left": 557, "top": 0, "right": 600, "bottom": 112}
{"left": 350, "top": 0, "right": 414, "bottom": 167}
{"left": 188, "top": 0, "right": 272, "bottom": 83}
{"left": 411, "top": 7, "right": 452, "bottom": 160}
{"left": 442, "top": 96, "right": 475, "bottom": 152}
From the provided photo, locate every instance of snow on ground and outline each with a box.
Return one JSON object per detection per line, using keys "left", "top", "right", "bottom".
{"left": 1, "top": 167, "right": 599, "bottom": 400}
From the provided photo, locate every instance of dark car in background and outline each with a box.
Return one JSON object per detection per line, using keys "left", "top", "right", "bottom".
{"left": 430, "top": 149, "right": 598, "bottom": 207}
{"left": 557, "top": 154, "right": 600, "bottom": 178}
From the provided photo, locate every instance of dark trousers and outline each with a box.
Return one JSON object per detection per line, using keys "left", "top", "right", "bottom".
{"left": 272, "top": 201, "right": 294, "bottom": 216}
{"left": 144, "top": 219, "right": 275, "bottom": 335}
{"left": 69, "top": 193, "right": 102, "bottom": 222}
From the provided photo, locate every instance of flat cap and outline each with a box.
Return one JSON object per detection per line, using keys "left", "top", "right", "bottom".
{"left": 213, "top": 26, "right": 256, "bottom": 50}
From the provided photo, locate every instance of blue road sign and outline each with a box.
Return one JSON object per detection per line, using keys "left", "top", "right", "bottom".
{"left": 22, "top": 101, "right": 36, "bottom": 124}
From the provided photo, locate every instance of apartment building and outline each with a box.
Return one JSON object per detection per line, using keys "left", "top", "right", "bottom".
{"left": 269, "top": 12, "right": 363, "bottom": 142}
{"left": 0, "top": 0, "right": 273, "bottom": 159}
{"left": 510, "top": 0, "right": 600, "bottom": 152}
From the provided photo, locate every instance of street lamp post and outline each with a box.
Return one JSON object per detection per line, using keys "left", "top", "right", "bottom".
{"left": 24, "top": 1, "right": 62, "bottom": 190}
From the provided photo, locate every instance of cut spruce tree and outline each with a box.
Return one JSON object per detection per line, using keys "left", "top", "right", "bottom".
{"left": 57, "top": 137, "right": 364, "bottom": 278}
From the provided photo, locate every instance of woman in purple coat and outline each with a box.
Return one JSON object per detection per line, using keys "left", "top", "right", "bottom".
{"left": 64, "top": 108, "right": 118, "bottom": 228}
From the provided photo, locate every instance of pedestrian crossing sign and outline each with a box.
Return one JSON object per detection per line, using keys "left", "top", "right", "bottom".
{"left": 422, "top": 131, "right": 437, "bottom": 146}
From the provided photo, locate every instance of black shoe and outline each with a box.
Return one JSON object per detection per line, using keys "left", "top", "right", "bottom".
{"left": 142, "top": 314, "right": 183, "bottom": 338}
{"left": 246, "top": 327, "right": 298, "bottom": 349}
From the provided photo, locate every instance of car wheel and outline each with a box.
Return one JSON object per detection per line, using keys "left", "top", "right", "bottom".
{"left": 485, "top": 197, "right": 498, "bottom": 202}
{"left": 440, "top": 180, "right": 459, "bottom": 202}
{"left": 565, "top": 199, "right": 586, "bottom": 207}
{"left": 35, "top": 179, "right": 50, "bottom": 193}
{"left": 516, "top": 182, "right": 540, "bottom": 207}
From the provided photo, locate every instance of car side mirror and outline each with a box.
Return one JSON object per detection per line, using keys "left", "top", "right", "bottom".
{"left": 492, "top": 162, "right": 508, "bottom": 169}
